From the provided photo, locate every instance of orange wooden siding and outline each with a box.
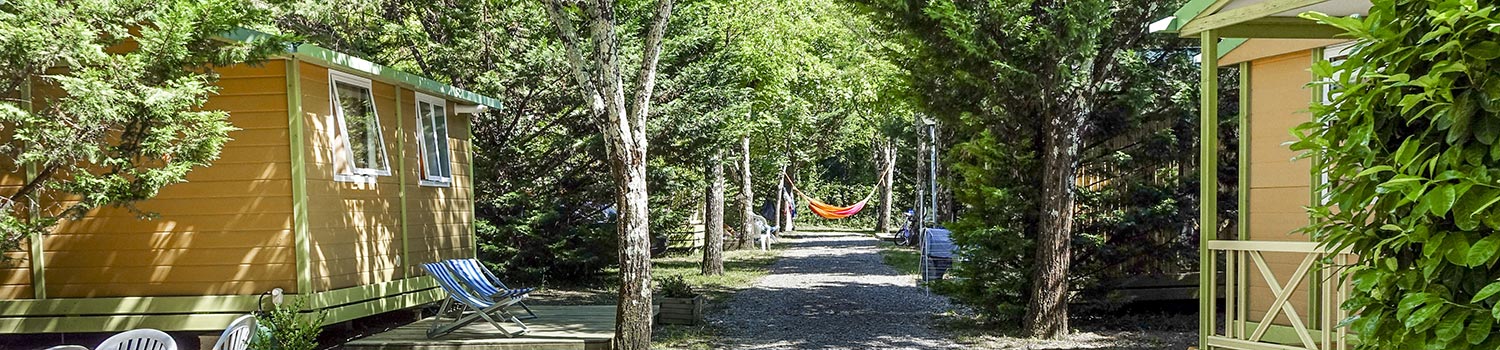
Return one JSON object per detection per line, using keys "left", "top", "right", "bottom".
{"left": 299, "top": 62, "right": 405, "bottom": 291}
{"left": 1244, "top": 50, "right": 1316, "bottom": 326}
{"left": 41, "top": 60, "right": 297, "bottom": 297}
{"left": 0, "top": 106, "right": 32, "bottom": 299}
{"left": 298, "top": 63, "right": 474, "bottom": 291}
{"left": 403, "top": 97, "right": 475, "bottom": 277}
{"left": 1, "top": 56, "right": 477, "bottom": 303}
{"left": 0, "top": 239, "right": 33, "bottom": 300}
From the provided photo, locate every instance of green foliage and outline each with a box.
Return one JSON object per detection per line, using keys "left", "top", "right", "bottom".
{"left": 1294, "top": 2, "right": 1500, "bottom": 348}
{"left": 276, "top": 0, "right": 625, "bottom": 282}
{"left": 0, "top": 0, "right": 286, "bottom": 252}
{"left": 277, "top": 0, "right": 907, "bottom": 283}
{"left": 657, "top": 274, "right": 695, "bottom": 298}
{"left": 855, "top": 0, "right": 1206, "bottom": 324}
{"left": 249, "top": 297, "right": 325, "bottom": 350}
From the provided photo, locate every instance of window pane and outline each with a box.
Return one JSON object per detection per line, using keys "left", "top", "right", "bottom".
{"left": 433, "top": 105, "right": 451, "bottom": 178}
{"left": 420, "top": 102, "right": 439, "bottom": 178}
{"left": 335, "top": 81, "right": 386, "bottom": 172}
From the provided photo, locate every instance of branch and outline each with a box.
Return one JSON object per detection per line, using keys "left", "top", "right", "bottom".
{"left": 544, "top": 0, "right": 608, "bottom": 120}
{"left": 8, "top": 164, "right": 58, "bottom": 205}
{"left": 628, "top": 0, "right": 676, "bottom": 140}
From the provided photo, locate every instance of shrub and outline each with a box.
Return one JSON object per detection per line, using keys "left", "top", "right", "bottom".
{"left": 249, "top": 297, "right": 324, "bottom": 350}
{"left": 1296, "top": 1, "right": 1500, "bottom": 348}
{"left": 658, "top": 274, "right": 695, "bottom": 298}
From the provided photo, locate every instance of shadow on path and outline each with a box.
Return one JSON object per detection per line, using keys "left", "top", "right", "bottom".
{"left": 710, "top": 230, "right": 962, "bottom": 350}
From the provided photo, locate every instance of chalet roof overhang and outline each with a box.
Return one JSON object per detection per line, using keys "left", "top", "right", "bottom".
{"left": 217, "top": 28, "right": 503, "bottom": 113}
{"left": 1153, "top": 0, "right": 1369, "bottom": 64}
{"left": 1157, "top": 0, "right": 1370, "bottom": 39}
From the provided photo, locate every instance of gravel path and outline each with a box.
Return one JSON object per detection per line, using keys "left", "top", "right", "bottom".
{"left": 711, "top": 230, "right": 963, "bottom": 349}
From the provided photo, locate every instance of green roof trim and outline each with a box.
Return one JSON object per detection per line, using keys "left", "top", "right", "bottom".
{"left": 217, "top": 28, "right": 504, "bottom": 111}
{"left": 1158, "top": 0, "right": 1224, "bottom": 33}
{"left": 220, "top": 27, "right": 281, "bottom": 44}
{"left": 1219, "top": 38, "right": 1248, "bottom": 59}
{"left": 290, "top": 44, "right": 505, "bottom": 109}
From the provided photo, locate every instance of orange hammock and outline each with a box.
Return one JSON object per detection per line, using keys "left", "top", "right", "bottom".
{"left": 783, "top": 163, "right": 894, "bottom": 219}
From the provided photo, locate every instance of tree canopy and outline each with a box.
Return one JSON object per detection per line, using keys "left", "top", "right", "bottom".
{"left": 0, "top": 0, "right": 286, "bottom": 252}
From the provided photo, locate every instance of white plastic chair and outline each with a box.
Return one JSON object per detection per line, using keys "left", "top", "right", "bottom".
{"left": 96, "top": 329, "right": 177, "bottom": 350}
{"left": 43, "top": 346, "right": 89, "bottom": 350}
{"left": 210, "top": 315, "right": 256, "bottom": 350}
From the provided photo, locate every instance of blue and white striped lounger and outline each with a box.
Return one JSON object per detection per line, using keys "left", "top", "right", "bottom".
{"left": 447, "top": 258, "right": 538, "bottom": 320}
{"left": 421, "top": 262, "right": 530, "bottom": 338}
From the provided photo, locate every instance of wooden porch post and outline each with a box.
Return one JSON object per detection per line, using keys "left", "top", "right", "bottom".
{"left": 1199, "top": 30, "right": 1220, "bottom": 350}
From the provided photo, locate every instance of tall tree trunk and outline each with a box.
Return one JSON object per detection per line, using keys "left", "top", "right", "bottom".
{"left": 1024, "top": 113, "right": 1082, "bottom": 338}
{"left": 543, "top": 0, "right": 673, "bottom": 347}
{"left": 876, "top": 139, "right": 894, "bottom": 233}
{"left": 738, "top": 135, "right": 754, "bottom": 248}
{"left": 702, "top": 151, "right": 725, "bottom": 275}
{"left": 612, "top": 160, "right": 653, "bottom": 350}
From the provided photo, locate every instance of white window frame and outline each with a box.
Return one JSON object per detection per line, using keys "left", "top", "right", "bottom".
{"left": 329, "top": 70, "right": 392, "bottom": 182}
{"left": 1315, "top": 42, "right": 1357, "bottom": 205}
{"left": 414, "top": 92, "right": 453, "bottom": 187}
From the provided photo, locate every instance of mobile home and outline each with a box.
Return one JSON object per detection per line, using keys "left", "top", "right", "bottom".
{"left": 1159, "top": 0, "right": 1370, "bottom": 349}
{"left": 0, "top": 30, "right": 500, "bottom": 333}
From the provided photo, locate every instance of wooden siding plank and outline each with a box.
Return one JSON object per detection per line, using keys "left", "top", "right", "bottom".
{"left": 301, "top": 61, "right": 408, "bottom": 293}
{"left": 1242, "top": 48, "right": 1320, "bottom": 330}
{"left": 35, "top": 59, "right": 296, "bottom": 298}
{"left": 45, "top": 247, "right": 295, "bottom": 267}
{"left": 0, "top": 236, "right": 34, "bottom": 299}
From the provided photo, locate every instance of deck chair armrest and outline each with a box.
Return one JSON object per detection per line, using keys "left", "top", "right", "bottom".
{"left": 490, "top": 288, "right": 535, "bottom": 299}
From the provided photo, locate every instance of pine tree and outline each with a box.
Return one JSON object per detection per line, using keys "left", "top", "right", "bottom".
{"left": 0, "top": 0, "right": 284, "bottom": 252}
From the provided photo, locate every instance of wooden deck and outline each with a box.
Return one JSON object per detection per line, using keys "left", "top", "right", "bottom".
{"left": 344, "top": 305, "right": 620, "bottom": 350}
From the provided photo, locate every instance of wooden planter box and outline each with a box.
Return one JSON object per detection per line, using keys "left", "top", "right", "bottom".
{"left": 656, "top": 295, "right": 705, "bottom": 326}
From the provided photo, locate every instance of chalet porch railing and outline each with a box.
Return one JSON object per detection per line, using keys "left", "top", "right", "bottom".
{"left": 1205, "top": 240, "right": 1355, "bottom": 350}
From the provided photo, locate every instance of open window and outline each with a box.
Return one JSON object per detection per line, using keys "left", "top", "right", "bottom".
{"left": 330, "top": 71, "right": 391, "bottom": 181}
{"left": 415, "top": 93, "right": 452, "bottom": 187}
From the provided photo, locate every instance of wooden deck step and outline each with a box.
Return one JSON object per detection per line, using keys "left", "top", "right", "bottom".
{"left": 344, "top": 305, "right": 619, "bottom": 350}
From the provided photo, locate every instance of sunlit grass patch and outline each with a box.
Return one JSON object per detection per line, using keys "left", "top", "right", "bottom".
{"left": 650, "top": 244, "right": 783, "bottom": 348}
{"left": 652, "top": 247, "right": 781, "bottom": 299}
{"left": 653, "top": 324, "right": 718, "bottom": 350}
{"left": 877, "top": 241, "right": 920, "bottom": 275}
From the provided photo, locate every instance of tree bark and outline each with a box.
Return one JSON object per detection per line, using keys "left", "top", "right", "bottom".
{"left": 543, "top": 0, "right": 674, "bottom": 347}
{"left": 1023, "top": 112, "right": 1082, "bottom": 339}
{"left": 737, "top": 135, "right": 754, "bottom": 248}
{"left": 702, "top": 151, "right": 725, "bottom": 275}
{"left": 875, "top": 139, "right": 894, "bottom": 233}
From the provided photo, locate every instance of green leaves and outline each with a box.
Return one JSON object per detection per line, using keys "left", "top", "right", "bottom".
{"left": 1471, "top": 282, "right": 1500, "bottom": 303}
{"left": 1298, "top": 0, "right": 1500, "bottom": 349}
{"left": 1467, "top": 41, "right": 1500, "bottom": 60}
{"left": 1425, "top": 184, "right": 1458, "bottom": 216}
{"left": 1436, "top": 309, "right": 1469, "bottom": 343}
{"left": 0, "top": 0, "right": 283, "bottom": 250}
{"left": 1467, "top": 312, "right": 1492, "bottom": 345}
{"left": 1468, "top": 236, "right": 1500, "bottom": 267}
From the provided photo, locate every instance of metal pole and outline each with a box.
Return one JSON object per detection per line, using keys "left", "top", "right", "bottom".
{"left": 928, "top": 123, "right": 937, "bottom": 225}
{"left": 925, "top": 123, "right": 938, "bottom": 283}
{"left": 916, "top": 117, "right": 927, "bottom": 283}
